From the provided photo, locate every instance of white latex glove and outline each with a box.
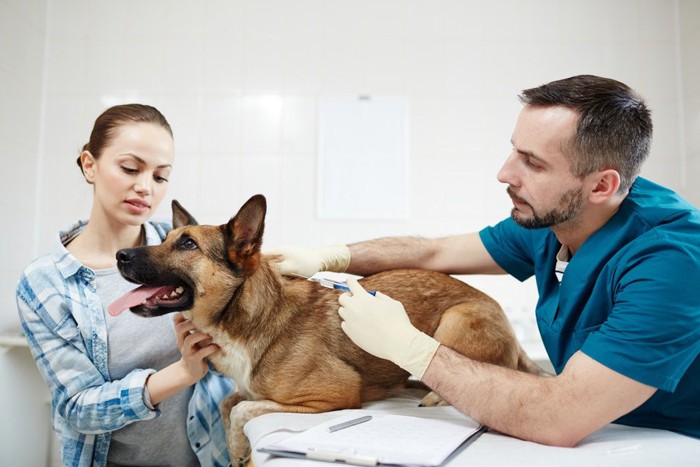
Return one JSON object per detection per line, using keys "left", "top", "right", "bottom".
{"left": 338, "top": 277, "right": 440, "bottom": 379}
{"left": 264, "top": 244, "right": 351, "bottom": 277}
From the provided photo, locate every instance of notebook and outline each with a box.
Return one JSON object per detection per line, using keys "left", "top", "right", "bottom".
{"left": 258, "top": 412, "right": 485, "bottom": 466}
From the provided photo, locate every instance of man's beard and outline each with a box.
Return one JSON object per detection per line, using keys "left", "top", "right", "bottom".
{"left": 508, "top": 186, "right": 584, "bottom": 230}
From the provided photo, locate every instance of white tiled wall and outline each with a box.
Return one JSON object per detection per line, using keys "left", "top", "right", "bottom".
{"left": 0, "top": 0, "right": 47, "bottom": 323}
{"left": 1, "top": 1, "right": 698, "bottom": 463}
{"left": 1, "top": 1, "right": 51, "bottom": 465}
{"left": 23, "top": 0, "right": 696, "bottom": 347}
{"left": 680, "top": 0, "right": 700, "bottom": 193}
{"left": 3, "top": 0, "right": 699, "bottom": 358}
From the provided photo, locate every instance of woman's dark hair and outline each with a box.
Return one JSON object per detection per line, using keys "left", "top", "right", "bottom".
{"left": 77, "top": 103, "right": 173, "bottom": 177}
{"left": 519, "top": 75, "right": 652, "bottom": 192}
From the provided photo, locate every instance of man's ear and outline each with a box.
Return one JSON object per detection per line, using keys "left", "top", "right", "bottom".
{"left": 588, "top": 169, "right": 621, "bottom": 204}
{"left": 172, "top": 200, "right": 198, "bottom": 228}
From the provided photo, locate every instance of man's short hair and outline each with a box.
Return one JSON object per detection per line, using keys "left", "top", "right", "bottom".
{"left": 519, "top": 75, "right": 653, "bottom": 192}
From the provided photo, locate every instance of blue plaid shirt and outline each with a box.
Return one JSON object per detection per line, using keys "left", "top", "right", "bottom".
{"left": 16, "top": 220, "right": 234, "bottom": 467}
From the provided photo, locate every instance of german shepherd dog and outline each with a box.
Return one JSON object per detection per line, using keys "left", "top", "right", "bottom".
{"left": 115, "top": 194, "right": 542, "bottom": 464}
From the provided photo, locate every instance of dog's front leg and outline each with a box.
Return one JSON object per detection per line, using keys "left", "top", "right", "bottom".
{"left": 220, "top": 392, "right": 250, "bottom": 466}
{"left": 228, "top": 399, "right": 332, "bottom": 466}
{"left": 228, "top": 400, "right": 260, "bottom": 466}
{"left": 221, "top": 392, "right": 248, "bottom": 434}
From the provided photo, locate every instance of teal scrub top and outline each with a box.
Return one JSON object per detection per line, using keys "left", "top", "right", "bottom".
{"left": 479, "top": 177, "right": 700, "bottom": 438}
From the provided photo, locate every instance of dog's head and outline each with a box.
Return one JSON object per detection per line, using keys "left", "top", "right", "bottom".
{"left": 113, "top": 194, "right": 267, "bottom": 318}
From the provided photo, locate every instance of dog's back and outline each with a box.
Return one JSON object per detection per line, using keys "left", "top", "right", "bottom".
{"left": 223, "top": 264, "right": 529, "bottom": 410}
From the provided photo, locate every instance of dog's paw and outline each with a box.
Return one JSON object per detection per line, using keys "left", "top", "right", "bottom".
{"left": 230, "top": 441, "right": 251, "bottom": 467}
{"left": 227, "top": 410, "right": 252, "bottom": 467}
{"left": 234, "top": 453, "right": 251, "bottom": 467}
{"left": 419, "top": 391, "right": 448, "bottom": 407}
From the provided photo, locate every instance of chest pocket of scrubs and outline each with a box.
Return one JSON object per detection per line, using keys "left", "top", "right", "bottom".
{"left": 538, "top": 311, "right": 604, "bottom": 372}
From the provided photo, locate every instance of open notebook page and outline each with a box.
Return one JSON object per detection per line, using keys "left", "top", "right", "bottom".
{"left": 260, "top": 412, "right": 483, "bottom": 466}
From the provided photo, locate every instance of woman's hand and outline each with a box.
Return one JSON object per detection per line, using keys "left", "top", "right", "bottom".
{"left": 146, "top": 313, "right": 221, "bottom": 406}
{"left": 173, "top": 312, "right": 220, "bottom": 382}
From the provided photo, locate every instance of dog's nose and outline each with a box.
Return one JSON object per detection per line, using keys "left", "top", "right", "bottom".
{"left": 116, "top": 249, "right": 135, "bottom": 264}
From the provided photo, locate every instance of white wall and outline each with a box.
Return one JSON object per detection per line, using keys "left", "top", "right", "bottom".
{"left": 0, "top": 1, "right": 51, "bottom": 465}
{"left": 680, "top": 0, "right": 700, "bottom": 193}
{"left": 0, "top": 0, "right": 47, "bottom": 327}
{"left": 1, "top": 0, "right": 698, "bottom": 465}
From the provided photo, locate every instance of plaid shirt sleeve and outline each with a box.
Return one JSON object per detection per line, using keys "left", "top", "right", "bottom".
{"left": 16, "top": 257, "right": 160, "bottom": 467}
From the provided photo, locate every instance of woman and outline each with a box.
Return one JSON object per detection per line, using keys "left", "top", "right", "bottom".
{"left": 16, "top": 104, "right": 234, "bottom": 467}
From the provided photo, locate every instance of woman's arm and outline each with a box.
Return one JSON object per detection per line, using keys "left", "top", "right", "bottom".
{"left": 17, "top": 275, "right": 156, "bottom": 433}
{"left": 18, "top": 287, "right": 218, "bottom": 433}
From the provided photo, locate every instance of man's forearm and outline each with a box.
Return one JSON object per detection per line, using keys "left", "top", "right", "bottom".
{"left": 346, "top": 236, "right": 435, "bottom": 276}
{"left": 347, "top": 232, "right": 504, "bottom": 276}
{"left": 421, "top": 346, "right": 592, "bottom": 447}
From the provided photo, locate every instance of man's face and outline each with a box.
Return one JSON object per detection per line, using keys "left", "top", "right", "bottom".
{"left": 497, "top": 105, "right": 585, "bottom": 230}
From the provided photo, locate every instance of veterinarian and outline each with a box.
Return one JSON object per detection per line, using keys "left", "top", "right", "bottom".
{"left": 269, "top": 75, "right": 700, "bottom": 447}
{"left": 16, "top": 104, "right": 234, "bottom": 466}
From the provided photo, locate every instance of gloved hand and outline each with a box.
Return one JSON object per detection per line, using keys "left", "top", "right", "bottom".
{"left": 264, "top": 244, "right": 351, "bottom": 277}
{"left": 338, "top": 277, "right": 440, "bottom": 379}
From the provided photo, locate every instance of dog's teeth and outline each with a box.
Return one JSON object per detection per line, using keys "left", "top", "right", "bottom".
{"left": 161, "top": 294, "right": 169, "bottom": 299}
{"left": 175, "top": 286, "right": 184, "bottom": 294}
{"left": 170, "top": 290, "right": 178, "bottom": 297}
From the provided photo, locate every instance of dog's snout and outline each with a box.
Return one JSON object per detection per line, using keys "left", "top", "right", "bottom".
{"left": 116, "top": 249, "right": 135, "bottom": 264}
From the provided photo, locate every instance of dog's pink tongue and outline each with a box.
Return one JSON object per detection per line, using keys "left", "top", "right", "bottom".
{"left": 108, "top": 285, "right": 169, "bottom": 316}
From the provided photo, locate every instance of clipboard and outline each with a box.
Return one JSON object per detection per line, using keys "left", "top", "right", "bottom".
{"left": 258, "top": 413, "right": 486, "bottom": 466}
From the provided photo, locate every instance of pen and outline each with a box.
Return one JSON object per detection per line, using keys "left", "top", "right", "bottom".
{"left": 328, "top": 415, "right": 373, "bottom": 433}
{"left": 318, "top": 278, "right": 378, "bottom": 296}
{"left": 291, "top": 273, "right": 379, "bottom": 296}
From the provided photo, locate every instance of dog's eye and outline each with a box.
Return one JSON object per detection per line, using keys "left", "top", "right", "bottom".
{"left": 179, "top": 238, "right": 198, "bottom": 250}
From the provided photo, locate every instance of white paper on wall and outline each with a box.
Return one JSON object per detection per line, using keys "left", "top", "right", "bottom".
{"left": 317, "top": 95, "right": 409, "bottom": 220}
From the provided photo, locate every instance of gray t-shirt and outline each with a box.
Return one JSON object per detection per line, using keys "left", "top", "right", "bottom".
{"left": 96, "top": 267, "right": 199, "bottom": 467}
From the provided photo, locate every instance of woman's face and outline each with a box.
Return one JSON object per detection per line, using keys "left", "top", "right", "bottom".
{"left": 84, "top": 122, "right": 175, "bottom": 227}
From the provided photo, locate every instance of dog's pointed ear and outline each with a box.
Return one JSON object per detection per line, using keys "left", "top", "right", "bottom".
{"left": 172, "top": 200, "right": 198, "bottom": 229}
{"left": 225, "top": 195, "right": 266, "bottom": 271}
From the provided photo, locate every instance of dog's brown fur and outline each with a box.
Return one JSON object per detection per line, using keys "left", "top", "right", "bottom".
{"left": 116, "top": 194, "right": 542, "bottom": 464}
